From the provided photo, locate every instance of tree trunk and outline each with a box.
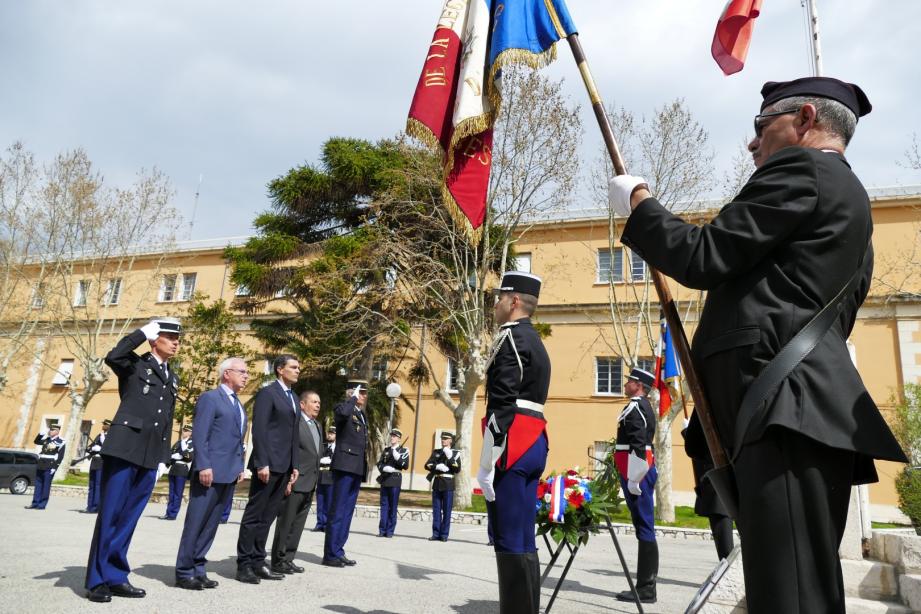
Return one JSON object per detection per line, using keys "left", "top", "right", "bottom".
{"left": 55, "top": 360, "right": 108, "bottom": 481}
{"left": 453, "top": 393, "right": 476, "bottom": 510}
{"left": 14, "top": 336, "right": 46, "bottom": 448}
{"left": 654, "top": 413, "right": 675, "bottom": 522}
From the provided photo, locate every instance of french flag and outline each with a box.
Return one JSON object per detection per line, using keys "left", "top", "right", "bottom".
{"left": 711, "top": 0, "right": 763, "bottom": 75}
{"left": 549, "top": 475, "right": 566, "bottom": 523}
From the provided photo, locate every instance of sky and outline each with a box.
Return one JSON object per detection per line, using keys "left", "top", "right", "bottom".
{"left": 2, "top": 1, "right": 920, "bottom": 240}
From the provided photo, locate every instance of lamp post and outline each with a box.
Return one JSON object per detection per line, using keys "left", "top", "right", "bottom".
{"left": 385, "top": 382, "right": 401, "bottom": 435}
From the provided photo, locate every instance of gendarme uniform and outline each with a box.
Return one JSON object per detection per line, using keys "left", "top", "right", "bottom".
{"left": 481, "top": 271, "right": 550, "bottom": 613}
{"left": 313, "top": 427, "right": 335, "bottom": 531}
{"left": 424, "top": 433, "right": 461, "bottom": 541}
{"left": 85, "top": 419, "right": 111, "bottom": 513}
{"left": 377, "top": 429, "right": 410, "bottom": 537}
{"left": 28, "top": 425, "right": 65, "bottom": 510}
{"left": 614, "top": 368, "right": 658, "bottom": 604}
{"left": 164, "top": 425, "right": 194, "bottom": 520}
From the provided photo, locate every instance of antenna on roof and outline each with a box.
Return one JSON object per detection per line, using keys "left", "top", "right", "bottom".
{"left": 188, "top": 173, "right": 204, "bottom": 239}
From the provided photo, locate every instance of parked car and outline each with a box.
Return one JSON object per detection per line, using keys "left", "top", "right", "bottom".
{"left": 0, "top": 449, "right": 38, "bottom": 494}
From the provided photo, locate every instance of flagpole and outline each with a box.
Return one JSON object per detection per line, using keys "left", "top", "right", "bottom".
{"left": 564, "top": 34, "right": 732, "bottom": 478}
{"left": 804, "top": 0, "right": 823, "bottom": 76}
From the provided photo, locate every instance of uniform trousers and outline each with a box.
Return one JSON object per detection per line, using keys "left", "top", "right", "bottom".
{"left": 490, "top": 433, "right": 548, "bottom": 553}
{"left": 272, "top": 489, "right": 314, "bottom": 564}
{"left": 324, "top": 471, "right": 361, "bottom": 560}
{"left": 175, "top": 479, "right": 235, "bottom": 579}
{"left": 165, "top": 475, "right": 187, "bottom": 518}
{"left": 314, "top": 482, "right": 332, "bottom": 529}
{"left": 86, "top": 467, "right": 102, "bottom": 512}
{"left": 236, "top": 471, "right": 288, "bottom": 569}
{"left": 431, "top": 489, "right": 454, "bottom": 539}
{"left": 30, "top": 468, "right": 53, "bottom": 509}
{"left": 379, "top": 485, "right": 401, "bottom": 536}
{"left": 735, "top": 426, "right": 855, "bottom": 614}
{"left": 620, "top": 465, "right": 658, "bottom": 543}
{"left": 85, "top": 456, "right": 157, "bottom": 589}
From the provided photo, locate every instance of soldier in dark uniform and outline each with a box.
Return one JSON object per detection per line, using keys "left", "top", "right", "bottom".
{"left": 26, "top": 422, "right": 65, "bottom": 510}
{"left": 377, "top": 428, "right": 409, "bottom": 538}
{"left": 312, "top": 426, "right": 336, "bottom": 531}
{"left": 85, "top": 317, "right": 181, "bottom": 603}
{"left": 613, "top": 368, "right": 658, "bottom": 604}
{"left": 425, "top": 432, "right": 461, "bottom": 541}
{"left": 682, "top": 420, "right": 734, "bottom": 560}
{"left": 322, "top": 380, "right": 368, "bottom": 567}
{"left": 477, "top": 271, "right": 550, "bottom": 613}
{"left": 611, "top": 77, "right": 907, "bottom": 613}
{"left": 84, "top": 419, "right": 111, "bottom": 513}
{"left": 162, "top": 424, "right": 194, "bottom": 520}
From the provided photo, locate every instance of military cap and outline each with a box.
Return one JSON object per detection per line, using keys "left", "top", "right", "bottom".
{"left": 347, "top": 379, "right": 369, "bottom": 391}
{"left": 47, "top": 421, "right": 61, "bottom": 430}
{"left": 496, "top": 271, "right": 542, "bottom": 298}
{"left": 760, "top": 76, "right": 871, "bottom": 119}
{"left": 182, "top": 424, "right": 193, "bottom": 432}
{"left": 440, "top": 431, "right": 455, "bottom": 441}
{"left": 156, "top": 317, "right": 182, "bottom": 335}
{"left": 102, "top": 419, "right": 112, "bottom": 426}
{"left": 328, "top": 426, "right": 337, "bottom": 434}
{"left": 390, "top": 428, "right": 403, "bottom": 438}
{"left": 627, "top": 367, "right": 655, "bottom": 388}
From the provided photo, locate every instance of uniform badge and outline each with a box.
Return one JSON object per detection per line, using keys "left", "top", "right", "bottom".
{"left": 143, "top": 384, "right": 150, "bottom": 395}
{"left": 146, "top": 368, "right": 152, "bottom": 375}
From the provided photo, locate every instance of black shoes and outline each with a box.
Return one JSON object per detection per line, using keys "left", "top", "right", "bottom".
{"left": 288, "top": 563, "right": 305, "bottom": 573}
{"left": 159, "top": 515, "right": 176, "bottom": 520}
{"left": 322, "top": 557, "right": 346, "bottom": 568}
{"left": 253, "top": 565, "right": 284, "bottom": 580}
{"left": 339, "top": 556, "right": 356, "bottom": 566}
{"left": 197, "top": 575, "right": 219, "bottom": 588}
{"left": 109, "top": 582, "right": 146, "bottom": 598}
{"left": 616, "top": 540, "right": 658, "bottom": 604}
{"left": 270, "top": 562, "right": 294, "bottom": 575}
{"left": 235, "top": 567, "right": 261, "bottom": 584}
{"left": 428, "top": 536, "right": 440, "bottom": 541}
{"left": 312, "top": 526, "right": 325, "bottom": 532}
{"left": 86, "top": 584, "right": 112, "bottom": 603}
{"left": 175, "top": 577, "right": 204, "bottom": 591}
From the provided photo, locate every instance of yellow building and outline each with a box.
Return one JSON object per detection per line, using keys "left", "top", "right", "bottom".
{"left": 1, "top": 188, "right": 918, "bottom": 521}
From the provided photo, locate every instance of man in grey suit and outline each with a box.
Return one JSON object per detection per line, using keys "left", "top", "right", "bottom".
{"left": 174, "top": 357, "right": 249, "bottom": 590}
{"left": 271, "top": 390, "right": 323, "bottom": 574}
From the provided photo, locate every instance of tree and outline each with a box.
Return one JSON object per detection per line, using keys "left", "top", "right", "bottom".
{"left": 14, "top": 148, "right": 181, "bottom": 479}
{"left": 591, "top": 99, "right": 715, "bottom": 522}
{"left": 875, "top": 134, "right": 921, "bottom": 300}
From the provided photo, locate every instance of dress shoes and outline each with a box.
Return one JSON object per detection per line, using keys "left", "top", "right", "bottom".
{"left": 197, "top": 575, "right": 219, "bottom": 588}
{"left": 175, "top": 577, "right": 204, "bottom": 591}
{"left": 287, "top": 562, "right": 305, "bottom": 573}
{"left": 322, "top": 558, "right": 346, "bottom": 568}
{"left": 311, "top": 526, "right": 324, "bottom": 532}
{"left": 252, "top": 565, "right": 284, "bottom": 580}
{"left": 428, "top": 536, "right": 440, "bottom": 541}
{"left": 339, "top": 556, "right": 357, "bottom": 566}
{"left": 159, "top": 515, "right": 176, "bottom": 520}
{"left": 235, "top": 567, "right": 261, "bottom": 584}
{"left": 270, "top": 562, "right": 295, "bottom": 575}
{"left": 86, "top": 584, "right": 112, "bottom": 603}
{"left": 24, "top": 505, "right": 36, "bottom": 509}
{"left": 109, "top": 582, "right": 146, "bottom": 598}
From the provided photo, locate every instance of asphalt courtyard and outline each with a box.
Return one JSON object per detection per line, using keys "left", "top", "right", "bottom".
{"left": 0, "top": 492, "right": 717, "bottom": 613}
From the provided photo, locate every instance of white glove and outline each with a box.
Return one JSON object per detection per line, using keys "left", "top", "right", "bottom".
{"left": 91, "top": 445, "right": 102, "bottom": 452}
{"left": 477, "top": 467, "right": 496, "bottom": 502}
{"left": 435, "top": 463, "right": 449, "bottom": 473}
{"left": 682, "top": 418, "right": 690, "bottom": 430}
{"left": 391, "top": 448, "right": 401, "bottom": 460}
{"left": 171, "top": 452, "right": 181, "bottom": 460}
{"left": 320, "top": 457, "right": 332, "bottom": 465}
{"left": 382, "top": 465, "right": 396, "bottom": 473}
{"left": 627, "top": 451, "right": 650, "bottom": 483}
{"left": 156, "top": 462, "right": 168, "bottom": 480}
{"left": 50, "top": 468, "right": 56, "bottom": 476}
{"left": 627, "top": 480, "right": 642, "bottom": 496}
{"left": 351, "top": 385, "right": 361, "bottom": 399}
{"left": 608, "top": 175, "right": 648, "bottom": 217}
{"left": 140, "top": 320, "right": 161, "bottom": 341}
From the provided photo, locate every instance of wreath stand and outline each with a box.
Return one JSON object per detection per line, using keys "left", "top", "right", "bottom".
{"left": 539, "top": 515, "right": 645, "bottom": 613}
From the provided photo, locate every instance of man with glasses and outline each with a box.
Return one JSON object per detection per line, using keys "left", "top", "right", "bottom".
{"left": 235, "top": 354, "right": 301, "bottom": 584}
{"left": 609, "top": 77, "right": 907, "bottom": 613}
{"left": 174, "top": 357, "right": 248, "bottom": 590}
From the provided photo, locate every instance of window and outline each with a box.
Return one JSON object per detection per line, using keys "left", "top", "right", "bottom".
{"left": 629, "top": 251, "right": 647, "bottom": 282}
{"left": 74, "top": 280, "right": 90, "bottom": 307}
{"left": 234, "top": 284, "right": 251, "bottom": 297}
{"left": 595, "top": 357, "right": 623, "bottom": 395}
{"left": 372, "top": 359, "right": 389, "bottom": 382}
{"left": 51, "top": 359, "right": 75, "bottom": 386}
{"left": 31, "top": 283, "right": 45, "bottom": 309}
{"left": 515, "top": 253, "right": 532, "bottom": 273}
{"left": 636, "top": 357, "right": 655, "bottom": 376}
{"left": 179, "top": 272, "right": 197, "bottom": 301}
{"left": 591, "top": 440, "right": 613, "bottom": 479}
{"left": 0, "top": 451, "right": 13, "bottom": 464}
{"left": 159, "top": 274, "right": 177, "bottom": 302}
{"left": 447, "top": 359, "right": 460, "bottom": 393}
{"left": 77, "top": 420, "right": 93, "bottom": 458}
{"left": 597, "top": 248, "right": 623, "bottom": 283}
{"left": 14, "top": 453, "right": 37, "bottom": 465}
{"left": 103, "top": 278, "right": 122, "bottom": 305}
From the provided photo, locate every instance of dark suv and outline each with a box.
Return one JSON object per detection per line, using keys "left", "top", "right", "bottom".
{"left": 0, "top": 449, "right": 38, "bottom": 494}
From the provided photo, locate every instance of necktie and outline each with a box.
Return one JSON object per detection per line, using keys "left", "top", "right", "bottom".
{"left": 232, "top": 393, "right": 245, "bottom": 435}
{"left": 286, "top": 389, "right": 297, "bottom": 413}
{"left": 161, "top": 362, "right": 168, "bottom": 379}
{"left": 306, "top": 417, "right": 320, "bottom": 450}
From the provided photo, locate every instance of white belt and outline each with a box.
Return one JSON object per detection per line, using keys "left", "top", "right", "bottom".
{"left": 516, "top": 399, "right": 544, "bottom": 413}
{"left": 615, "top": 445, "right": 653, "bottom": 451}
{"left": 436, "top": 473, "right": 454, "bottom": 478}
{"left": 39, "top": 454, "right": 58, "bottom": 459}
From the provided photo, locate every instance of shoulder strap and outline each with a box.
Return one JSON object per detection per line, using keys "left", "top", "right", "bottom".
{"left": 731, "top": 244, "right": 870, "bottom": 461}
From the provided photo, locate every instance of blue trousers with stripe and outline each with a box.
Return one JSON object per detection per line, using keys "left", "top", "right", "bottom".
{"left": 314, "top": 483, "right": 332, "bottom": 529}
{"left": 379, "top": 485, "right": 400, "bottom": 536}
{"left": 324, "top": 471, "right": 361, "bottom": 560}
{"left": 30, "top": 468, "right": 53, "bottom": 509}
{"left": 166, "top": 475, "right": 187, "bottom": 518}
{"left": 431, "top": 490, "right": 454, "bottom": 539}
{"left": 620, "top": 465, "right": 658, "bottom": 542}
{"left": 489, "top": 433, "right": 548, "bottom": 554}
{"left": 86, "top": 468, "right": 102, "bottom": 512}
{"left": 85, "top": 456, "right": 157, "bottom": 589}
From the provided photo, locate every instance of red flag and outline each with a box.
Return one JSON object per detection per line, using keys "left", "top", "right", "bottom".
{"left": 654, "top": 352, "right": 672, "bottom": 418}
{"left": 711, "top": 0, "right": 763, "bottom": 75}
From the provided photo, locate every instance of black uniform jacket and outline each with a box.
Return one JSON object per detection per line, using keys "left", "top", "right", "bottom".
{"left": 167, "top": 438, "right": 194, "bottom": 477}
{"left": 102, "top": 329, "right": 177, "bottom": 469}
{"left": 88, "top": 433, "right": 105, "bottom": 471}
{"left": 318, "top": 442, "right": 335, "bottom": 486}
{"left": 249, "top": 380, "right": 299, "bottom": 474}
{"left": 616, "top": 396, "right": 656, "bottom": 456}
{"left": 376, "top": 445, "right": 409, "bottom": 488}
{"left": 484, "top": 317, "right": 550, "bottom": 469}
{"left": 622, "top": 146, "right": 906, "bottom": 477}
{"left": 331, "top": 397, "right": 368, "bottom": 478}
{"left": 34, "top": 434, "right": 65, "bottom": 471}
{"left": 425, "top": 448, "right": 461, "bottom": 492}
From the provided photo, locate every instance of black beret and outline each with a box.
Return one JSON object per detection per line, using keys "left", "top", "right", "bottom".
{"left": 497, "top": 271, "right": 542, "bottom": 298}
{"left": 760, "top": 76, "right": 871, "bottom": 119}
{"left": 627, "top": 367, "right": 655, "bottom": 388}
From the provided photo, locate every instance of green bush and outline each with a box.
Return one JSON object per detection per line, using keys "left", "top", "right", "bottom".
{"left": 893, "top": 383, "right": 921, "bottom": 534}
{"left": 896, "top": 469, "right": 921, "bottom": 535}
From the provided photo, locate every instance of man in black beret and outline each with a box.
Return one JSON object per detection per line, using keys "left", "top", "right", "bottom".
{"left": 609, "top": 77, "right": 906, "bottom": 613}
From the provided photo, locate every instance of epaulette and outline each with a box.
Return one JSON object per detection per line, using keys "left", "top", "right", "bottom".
{"left": 499, "top": 321, "right": 520, "bottom": 329}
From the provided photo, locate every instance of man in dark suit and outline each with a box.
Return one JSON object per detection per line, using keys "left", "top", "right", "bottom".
{"left": 312, "top": 426, "right": 336, "bottom": 531}
{"left": 174, "top": 357, "right": 249, "bottom": 590}
{"left": 611, "top": 77, "right": 906, "bottom": 613}
{"left": 84, "top": 419, "right": 110, "bottom": 513}
{"left": 162, "top": 424, "right": 194, "bottom": 520}
{"left": 322, "top": 380, "right": 368, "bottom": 567}
{"left": 271, "top": 390, "right": 322, "bottom": 574}
{"left": 85, "top": 317, "right": 181, "bottom": 603}
{"left": 26, "top": 421, "right": 65, "bottom": 510}
{"left": 235, "top": 354, "right": 300, "bottom": 584}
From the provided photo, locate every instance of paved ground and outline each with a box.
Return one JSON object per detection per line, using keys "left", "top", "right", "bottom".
{"left": 0, "top": 491, "right": 718, "bottom": 613}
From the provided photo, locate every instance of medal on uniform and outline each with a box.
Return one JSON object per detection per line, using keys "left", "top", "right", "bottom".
{"left": 143, "top": 384, "right": 150, "bottom": 395}
{"left": 145, "top": 368, "right": 152, "bottom": 375}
